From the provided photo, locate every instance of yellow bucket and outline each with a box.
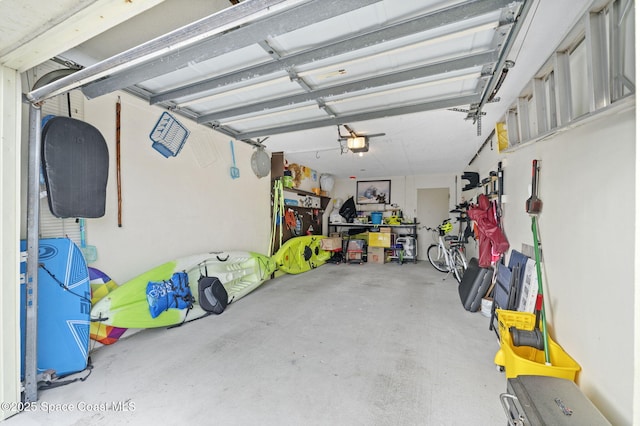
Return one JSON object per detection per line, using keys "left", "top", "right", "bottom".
{"left": 494, "top": 309, "right": 581, "bottom": 381}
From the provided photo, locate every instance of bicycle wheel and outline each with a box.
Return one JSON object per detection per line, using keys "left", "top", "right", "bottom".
{"left": 427, "top": 244, "right": 448, "bottom": 273}
{"left": 457, "top": 248, "right": 468, "bottom": 270}
{"left": 452, "top": 249, "right": 467, "bottom": 283}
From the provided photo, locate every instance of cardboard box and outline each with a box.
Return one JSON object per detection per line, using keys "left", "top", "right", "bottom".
{"left": 379, "top": 227, "right": 392, "bottom": 233}
{"left": 320, "top": 237, "right": 342, "bottom": 251}
{"left": 368, "top": 232, "right": 391, "bottom": 248}
{"left": 347, "top": 251, "right": 363, "bottom": 261}
{"left": 368, "top": 247, "right": 385, "bottom": 264}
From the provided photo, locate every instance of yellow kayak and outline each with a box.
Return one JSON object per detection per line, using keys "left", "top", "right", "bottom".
{"left": 273, "top": 235, "right": 332, "bottom": 274}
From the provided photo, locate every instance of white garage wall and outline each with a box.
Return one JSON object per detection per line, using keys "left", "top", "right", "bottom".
{"left": 83, "top": 92, "right": 272, "bottom": 285}
{"left": 472, "top": 104, "right": 636, "bottom": 425}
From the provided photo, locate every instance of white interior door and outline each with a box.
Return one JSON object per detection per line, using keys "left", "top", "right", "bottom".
{"left": 417, "top": 188, "right": 449, "bottom": 260}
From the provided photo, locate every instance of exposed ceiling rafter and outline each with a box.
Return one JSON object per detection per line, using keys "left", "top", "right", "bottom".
{"left": 148, "top": 0, "right": 517, "bottom": 106}
{"left": 80, "top": 0, "right": 382, "bottom": 99}
{"left": 196, "top": 50, "right": 497, "bottom": 124}
{"left": 25, "top": 0, "right": 531, "bottom": 156}
{"left": 232, "top": 93, "right": 479, "bottom": 139}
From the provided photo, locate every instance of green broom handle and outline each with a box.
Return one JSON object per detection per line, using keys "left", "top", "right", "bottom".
{"left": 269, "top": 179, "right": 281, "bottom": 256}
{"left": 269, "top": 179, "right": 285, "bottom": 256}
{"left": 532, "top": 216, "right": 551, "bottom": 364}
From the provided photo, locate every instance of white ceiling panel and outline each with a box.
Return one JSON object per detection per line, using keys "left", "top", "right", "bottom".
{"left": 17, "top": 0, "right": 597, "bottom": 179}
{"left": 221, "top": 103, "right": 326, "bottom": 130}
{"left": 138, "top": 43, "right": 273, "bottom": 93}
{"left": 190, "top": 79, "right": 308, "bottom": 115}
{"left": 328, "top": 81, "right": 477, "bottom": 113}
{"left": 324, "top": 69, "right": 481, "bottom": 103}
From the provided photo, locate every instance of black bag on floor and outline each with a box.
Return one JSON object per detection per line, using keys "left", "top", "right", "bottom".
{"left": 458, "top": 258, "right": 493, "bottom": 311}
{"left": 198, "top": 276, "right": 228, "bottom": 314}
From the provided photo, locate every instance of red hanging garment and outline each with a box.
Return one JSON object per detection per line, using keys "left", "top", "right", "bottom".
{"left": 467, "top": 194, "right": 509, "bottom": 267}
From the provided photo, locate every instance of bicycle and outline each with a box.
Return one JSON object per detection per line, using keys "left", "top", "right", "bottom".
{"left": 424, "top": 219, "right": 468, "bottom": 282}
{"left": 449, "top": 201, "right": 475, "bottom": 258}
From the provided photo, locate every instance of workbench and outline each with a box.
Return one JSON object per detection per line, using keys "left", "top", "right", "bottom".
{"left": 328, "top": 222, "right": 419, "bottom": 263}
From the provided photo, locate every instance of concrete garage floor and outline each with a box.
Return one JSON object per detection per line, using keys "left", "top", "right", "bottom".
{"left": 6, "top": 261, "right": 506, "bottom": 425}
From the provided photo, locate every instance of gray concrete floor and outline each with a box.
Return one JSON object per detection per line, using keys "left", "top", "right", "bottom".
{"left": 5, "top": 261, "right": 506, "bottom": 426}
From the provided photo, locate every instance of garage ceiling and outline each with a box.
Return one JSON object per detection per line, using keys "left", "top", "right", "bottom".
{"left": 4, "top": 0, "right": 593, "bottom": 179}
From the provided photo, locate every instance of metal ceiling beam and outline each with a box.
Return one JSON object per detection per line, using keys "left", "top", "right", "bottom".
{"left": 232, "top": 94, "right": 479, "bottom": 139}
{"left": 475, "top": 0, "right": 532, "bottom": 119}
{"left": 27, "top": 0, "right": 301, "bottom": 103}
{"left": 196, "top": 51, "right": 497, "bottom": 123}
{"left": 80, "top": 0, "right": 381, "bottom": 99}
{"left": 471, "top": 4, "right": 516, "bottom": 103}
{"left": 150, "top": 0, "right": 515, "bottom": 105}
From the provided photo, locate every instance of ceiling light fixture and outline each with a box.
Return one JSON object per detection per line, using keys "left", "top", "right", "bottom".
{"left": 347, "top": 136, "right": 369, "bottom": 153}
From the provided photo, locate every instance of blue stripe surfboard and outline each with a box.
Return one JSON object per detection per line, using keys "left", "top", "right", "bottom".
{"left": 20, "top": 238, "right": 91, "bottom": 378}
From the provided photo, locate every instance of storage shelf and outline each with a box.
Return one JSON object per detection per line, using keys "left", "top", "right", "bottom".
{"left": 283, "top": 204, "right": 324, "bottom": 211}
{"left": 271, "top": 152, "right": 330, "bottom": 252}
{"left": 283, "top": 187, "right": 326, "bottom": 198}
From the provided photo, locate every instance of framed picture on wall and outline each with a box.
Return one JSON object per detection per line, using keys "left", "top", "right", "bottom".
{"left": 356, "top": 180, "right": 390, "bottom": 204}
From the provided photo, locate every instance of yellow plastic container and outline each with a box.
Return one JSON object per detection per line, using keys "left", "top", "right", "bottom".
{"left": 384, "top": 216, "right": 401, "bottom": 225}
{"left": 495, "top": 309, "right": 536, "bottom": 346}
{"left": 494, "top": 309, "right": 581, "bottom": 381}
{"left": 368, "top": 232, "right": 391, "bottom": 248}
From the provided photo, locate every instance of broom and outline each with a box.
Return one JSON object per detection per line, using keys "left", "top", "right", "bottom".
{"left": 510, "top": 160, "right": 551, "bottom": 363}
{"left": 524, "top": 159, "right": 551, "bottom": 365}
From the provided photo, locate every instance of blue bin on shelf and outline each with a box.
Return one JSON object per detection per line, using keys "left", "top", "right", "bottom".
{"left": 371, "top": 212, "right": 383, "bottom": 224}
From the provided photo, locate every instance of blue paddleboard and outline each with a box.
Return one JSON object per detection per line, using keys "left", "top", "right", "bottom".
{"left": 20, "top": 238, "right": 91, "bottom": 378}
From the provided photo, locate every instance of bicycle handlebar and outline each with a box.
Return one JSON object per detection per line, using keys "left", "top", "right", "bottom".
{"left": 423, "top": 217, "right": 468, "bottom": 234}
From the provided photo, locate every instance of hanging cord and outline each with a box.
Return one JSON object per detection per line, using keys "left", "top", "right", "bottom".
{"left": 38, "top": 263, "right": 92, "bottom": 306}
{"left": 257, "top": 252, "right": 274, "bottom": 280}
{"left": 37, "top": 257, "right": 95, "bottom": 389}
{"left": 38, "top": 357, "right": 94, "bottom": 390}
{"left": 89, "top": 308, "right": 111, "bottom": 355}
{"left": 40, "top": 260, "right": 103, "bottom": 354}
